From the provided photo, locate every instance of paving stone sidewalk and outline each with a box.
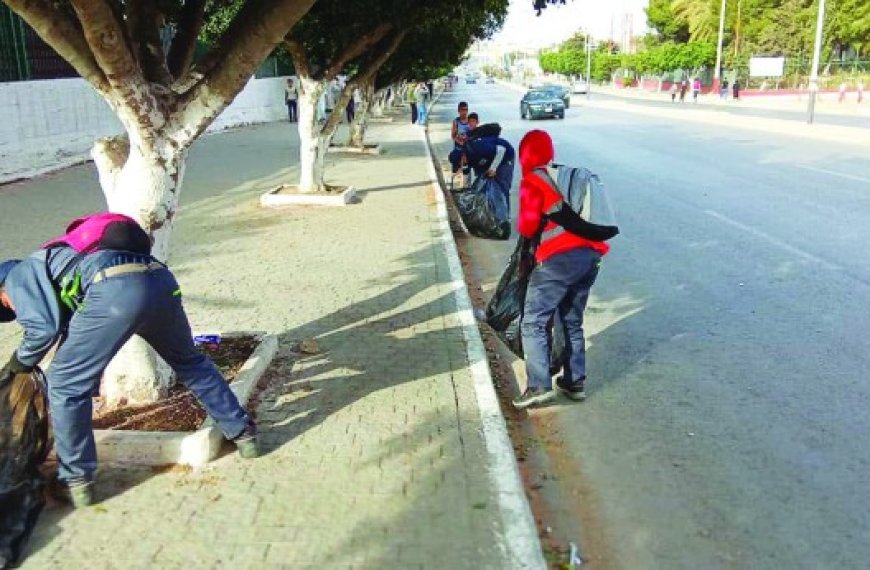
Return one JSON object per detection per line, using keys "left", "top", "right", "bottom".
{"left": 0, "top": 115, "right": 539, "bottom": 568}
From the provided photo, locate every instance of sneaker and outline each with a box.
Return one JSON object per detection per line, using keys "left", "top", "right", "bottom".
{"left": 512, "top": 387, "right": 556, "bottom": 409}
{"left": 232, "top": 423, "right": 260, "bottom": 459}
{"left": 57, "top": 478, "right": 95, "bottom": 508}
{"left": 556, "top": 377, "right": 586, "bottom": 402}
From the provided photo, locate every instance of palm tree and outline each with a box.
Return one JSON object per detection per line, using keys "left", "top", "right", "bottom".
{"left": 671, "top": 0, "right": 720, "bottom": 42}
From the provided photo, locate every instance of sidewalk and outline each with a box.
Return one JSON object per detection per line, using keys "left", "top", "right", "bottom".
{"left": 1, "top": 116, "right": 542, "bottom": 568}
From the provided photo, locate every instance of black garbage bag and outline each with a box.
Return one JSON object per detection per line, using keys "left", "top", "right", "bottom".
{"left": 456, "top": 175, "right": 511, "bottom": 240}
{"left": 485, "top": 237, "right": 566, "bottom": 373}
{"left": 1, "top": 369, "right": 51, "bottom": 569}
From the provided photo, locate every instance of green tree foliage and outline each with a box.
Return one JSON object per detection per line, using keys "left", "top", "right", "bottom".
{"left": 375, "top": 0, "right": 508, "bottom": 87}
{"left": 658, "top": 0, "right": 870, "bottom": 59}
{"left": 646, "top": 0, "right": 691, "bottom": 43}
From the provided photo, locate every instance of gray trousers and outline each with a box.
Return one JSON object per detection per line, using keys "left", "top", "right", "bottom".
{"left": 521, "top": 248, "right": 600, "bottom": 390}
{"left": 48, "top": 265, "right": 250, "bottom": 482}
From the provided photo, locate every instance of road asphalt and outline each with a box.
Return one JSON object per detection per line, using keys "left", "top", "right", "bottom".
{"left": 433, "top": 82, "right": 870, "bottom": 570}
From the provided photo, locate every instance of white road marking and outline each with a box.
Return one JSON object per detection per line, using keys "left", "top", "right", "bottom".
{"left": 796, "top": 164, "right": 870, "bottom": 184}
{"left": 704, "top": 209, "right": 840, "bottom": 271}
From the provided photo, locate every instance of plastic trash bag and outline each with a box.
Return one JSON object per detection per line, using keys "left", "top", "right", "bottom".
{"left": 1, "top": 369, "right": 51, "bottom": 569}
{"left": 456, "top": 175, "right": 510, "bottom": 240}
{"left": 485, "top": 237, "right": 566, "bottom": 373}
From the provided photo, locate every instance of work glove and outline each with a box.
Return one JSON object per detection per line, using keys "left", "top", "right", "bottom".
{"left": 517, "top": 237, "right": 536, "bottom": 277}
{"left": 548, "top": 203, "right": 620, "bottom": 242}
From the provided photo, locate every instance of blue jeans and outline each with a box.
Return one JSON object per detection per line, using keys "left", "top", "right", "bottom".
{"left": 47, "top": 265, "right": 250, "bottom": 482}
{"left": 417, "top": 102, "right": 428, "bottom": 124}
{"left": 521, "top": 248, "right": 600, "bottom": 390}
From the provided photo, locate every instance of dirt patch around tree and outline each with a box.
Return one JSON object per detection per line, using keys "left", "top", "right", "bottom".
{"left": 92, "top": 336, "right": 260, "bottom": 432}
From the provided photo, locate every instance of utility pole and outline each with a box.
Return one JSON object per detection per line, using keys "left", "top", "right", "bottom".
{"left": 807, "top": 0, "right": 827, "bottom": 124}
{"left": 586, "top": 32, "right": 592, "bottom": 101}
{"left": 714, "top": 0, "right": 727, "bottom": 91}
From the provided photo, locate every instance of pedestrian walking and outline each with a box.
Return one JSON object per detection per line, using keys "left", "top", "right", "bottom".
{"left": 511, "top": 130, "right": 619, "bottom": 409}
{"left": 415, "top": 82, "right": 430, "bottom": 126}
{"left": 0, "top": 214, "right": 258, "bottom": 507}
{"left": 720, "top": 79, "right": 729, "bottom": 100}
{"left": 285, "top": 78, "right": 298, "bottom": 122}
{"left": 345, "top": 88, "right": 358, "bottom": 123}
{"left": 692, "top": 78, "right": 701, "bottom": 103}
{"left": 669, "top": 82, "right": 677, "bottom": 103}
{"left": 838, "top": 82, "right": 847, "bottom": 103}
{"left": 732, "top": 79, "right": 740, "bottom": 101}
{"left": 407, "top": 84, "right": 418, "bottom": 124}
{"left": 859, "top": 81, "right": 865, "bottom": 104}
{"left": 324, "top": 78, "right": 339, "bottom": 116}
{"left": 679, "top": 80, "right": 688, "bottom": 103}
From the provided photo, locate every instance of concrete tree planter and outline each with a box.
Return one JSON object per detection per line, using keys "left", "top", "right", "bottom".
{"left": 327, "top": 143, "right": 381, "bottom": 155}
{"left": 93, "top": 332, "right": 278, "bottom": 467}
{"left": 369, "top": 116, "right": 395, "bottom": 123}
{"left": 260, "top": 184, "right": 357, "bottom": 207}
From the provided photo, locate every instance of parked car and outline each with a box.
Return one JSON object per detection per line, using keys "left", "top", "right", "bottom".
{"left": 520, "top": 90, "right": 565, "bottom": 120}
{"left": 531, "top": 83, "right": 571, "bottom": 108}
{"left": 571, "top": 78, "right": 589, "bottom": 94}
{"left": 485, "top": 76, "right": 496, "bottom": 84}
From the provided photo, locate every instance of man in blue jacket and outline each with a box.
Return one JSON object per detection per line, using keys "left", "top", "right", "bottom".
{"left": 464, "top": 129, "right": 516, "bottom": 205}
{"left": 0, "top": 245, "right": 258, "bottom": 507}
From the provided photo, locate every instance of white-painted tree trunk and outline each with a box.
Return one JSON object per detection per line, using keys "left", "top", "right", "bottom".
{"left": 92, "top": 135, "right": 187, "bottom": 406}
{"left": 348, "top": 85, "right": 373, "bottom": 147}
{"left": 296, "top": 77, "right": 329, "bottom": 192}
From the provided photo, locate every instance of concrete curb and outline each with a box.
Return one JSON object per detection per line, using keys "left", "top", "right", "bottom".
{"left": 327, "top": 143, "right": 381, "bottom": 155}
{"left": 94, "top": 332, "right": 278, "bottom": 467}
{"left": 419, "top": 102, "right": 546, "bottom": 568}
{"left": 261, "top": 184, "right": 357, "bottom": 207}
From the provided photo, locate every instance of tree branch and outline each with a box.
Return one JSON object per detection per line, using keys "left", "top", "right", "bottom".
{"left": 167, "top": 0, "right": 207, "bottom": 80}
{"left": 320, "top": 31, "right": 407, "bottom": 138}
{"left": 69, "top": 0, "right": 141, "bottom": 93}
{"left": 172, "top": 0, "right": 316, "bottom": 148}
{"left": 127, "top": 1, "right": 173, "bottom": 86}
{"left": 352, "top": 31, "right": 407, "bottom": 87}
{"left": 4, "top": 0, "right": 109, "bottom": 94}
{"left": 319, "top": 22, "right": 393, "bottom": 81}
{"left": 284, "top": 39, "right": 311, "bottom": 79}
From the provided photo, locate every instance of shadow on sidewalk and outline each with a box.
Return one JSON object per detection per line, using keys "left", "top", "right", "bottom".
{"left": 254, "top": 245, "right": 467, "bottom": 454}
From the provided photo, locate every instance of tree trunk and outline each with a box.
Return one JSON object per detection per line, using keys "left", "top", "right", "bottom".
{"left": 92, "top": 134, "right": 187, "bottom": 406}
{"left": 347, "top": 83, "right": 373, "bottom": 147}
{"left": 296, "top": 77, "right": 329, "bottom": 192}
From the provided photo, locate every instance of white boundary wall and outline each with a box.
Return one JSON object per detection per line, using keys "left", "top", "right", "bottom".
{"left": 0, "top": 76, "right": 289, "bottom": 183}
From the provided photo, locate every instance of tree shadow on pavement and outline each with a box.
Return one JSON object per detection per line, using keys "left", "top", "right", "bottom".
{"left": 253, "top": 245, "right": 468, "bottom": 455}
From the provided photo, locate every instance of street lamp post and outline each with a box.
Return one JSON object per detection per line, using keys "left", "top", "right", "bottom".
{"left": 586, "top": 32, "right": 592, "bottom": 101}
{"left": 714, "top": 0, "right": 727, "bottom": 90}
{"left": 807, "top": 0, "right": 827, "bottom": 124}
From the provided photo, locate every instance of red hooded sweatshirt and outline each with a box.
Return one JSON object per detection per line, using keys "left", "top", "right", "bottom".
{"left": 517, "top": 130, "right": 610, "bottom": 263}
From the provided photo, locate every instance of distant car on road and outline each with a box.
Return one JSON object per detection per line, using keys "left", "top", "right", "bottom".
{"left": 520, "top": 89, "right": 565, "bottom": 120}
{"left": 531, "top": 83, "right": 571, "bottom": 108}
{"left": 571, "top": 78, "right": 589, "bottom": 94}
{"left": 465, "top": 76, "right": 477, "bottom": 84}
{"left": 485, "top": 76, "right": 496, "bottom": 84}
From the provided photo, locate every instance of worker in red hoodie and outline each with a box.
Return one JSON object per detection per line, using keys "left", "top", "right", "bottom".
{"left": 513, "top": 130, "right": 619, "bottom": 409}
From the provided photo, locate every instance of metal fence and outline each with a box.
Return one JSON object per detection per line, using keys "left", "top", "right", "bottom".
{"left": 1, "top": 5, "right": 77, "bottom": 81}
